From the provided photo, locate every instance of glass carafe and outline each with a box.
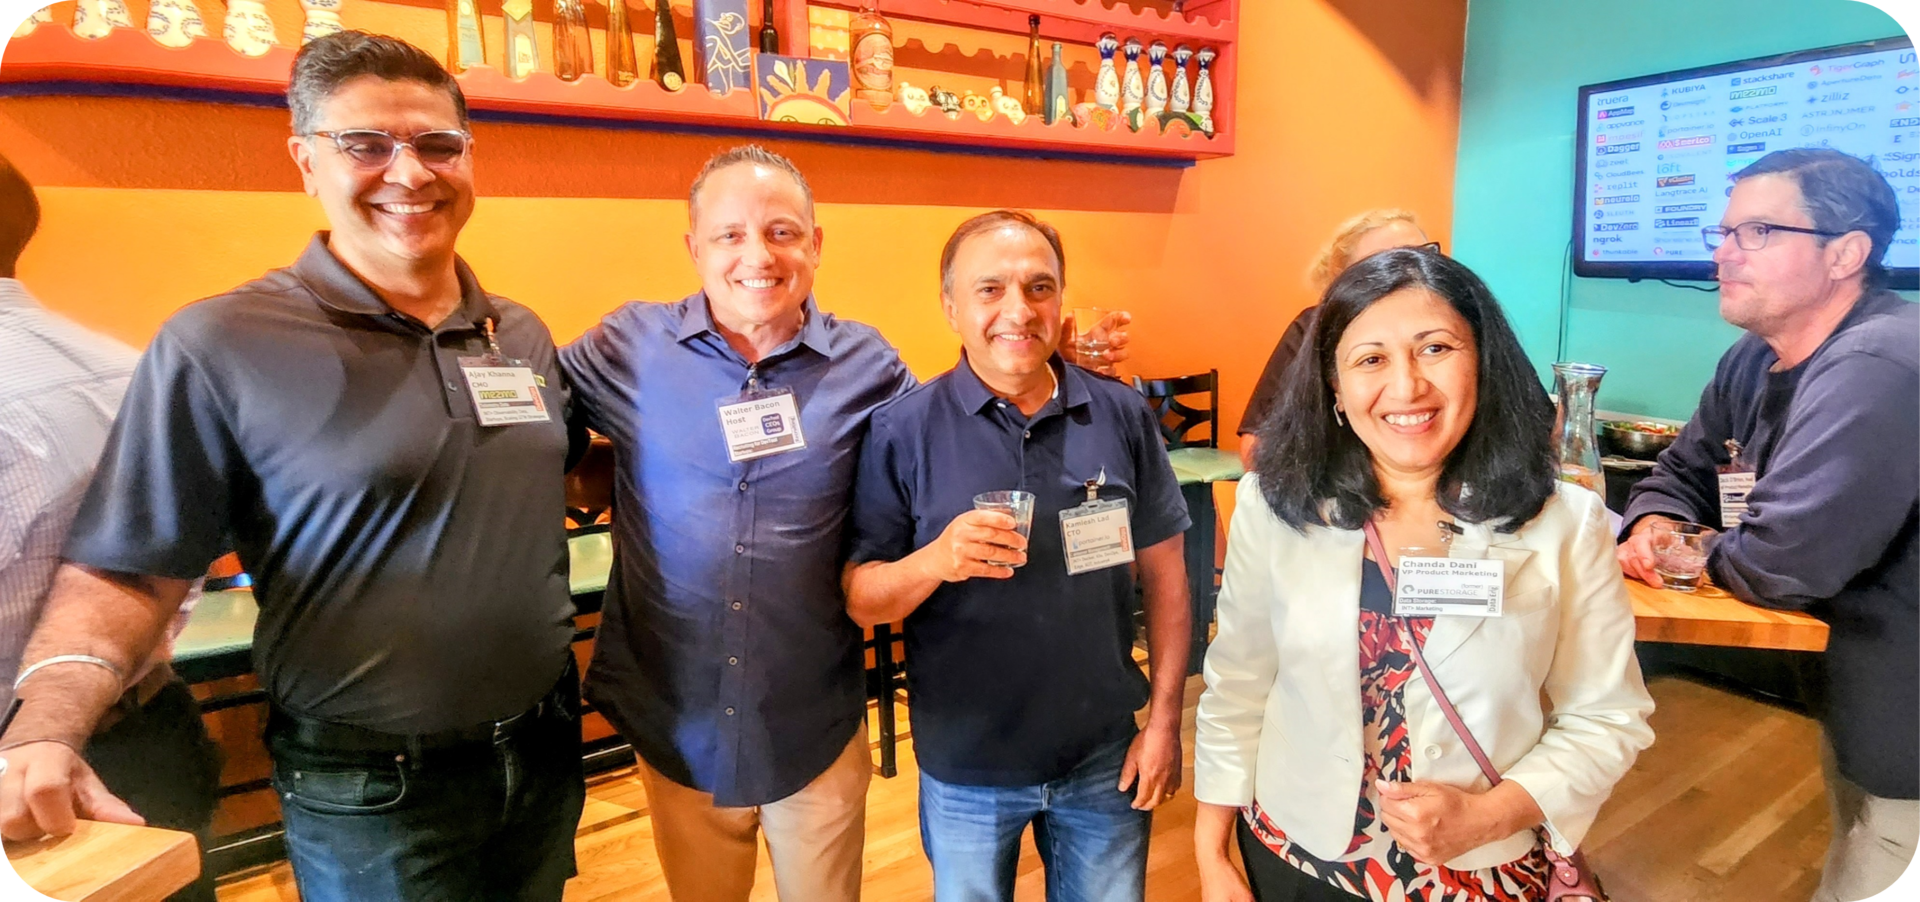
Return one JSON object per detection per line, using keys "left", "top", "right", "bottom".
{"left": 1551, "top": 362, "right": 1607, "bottom": 497}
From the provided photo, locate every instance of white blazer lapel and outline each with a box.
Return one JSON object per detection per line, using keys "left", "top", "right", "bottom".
{"left": 1418, "top": 522, "right": 1536, "bottom": 667}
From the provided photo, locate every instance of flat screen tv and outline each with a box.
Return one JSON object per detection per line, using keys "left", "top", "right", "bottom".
{"left": 1574, "top": 35, "right": 1919, "bottom": 288}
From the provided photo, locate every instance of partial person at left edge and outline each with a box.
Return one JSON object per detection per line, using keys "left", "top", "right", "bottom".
{"left": 0, "top": 156, "right": 224, "bottom": 902}
{"left": 0, "top": 32, "right": 589, "bottom": 902}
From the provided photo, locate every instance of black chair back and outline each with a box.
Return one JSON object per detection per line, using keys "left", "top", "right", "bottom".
{"left": 1132, "top": 370, "right": 1221, "bottom": 449}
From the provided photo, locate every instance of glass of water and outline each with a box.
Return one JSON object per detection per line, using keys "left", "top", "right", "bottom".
{"left": 972, "top": 490, "right": 1035, "bottom": 568}
{"left": 1651, "top": 521, "right": 1716, "bottom": 592}
{"left": 1068, "top": 307, "right": 1124, "bottom": 366}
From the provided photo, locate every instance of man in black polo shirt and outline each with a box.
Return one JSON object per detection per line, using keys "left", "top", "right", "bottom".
{"left": 845, "top": 210, "right": 1190, "bottom": 902}
{"left": 0, "top": 32, "right": 584, "bottom": 901}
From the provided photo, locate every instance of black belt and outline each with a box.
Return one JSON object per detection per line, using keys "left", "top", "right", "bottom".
{"left": 267, "top": 662, "right": 577, "bottom": 756}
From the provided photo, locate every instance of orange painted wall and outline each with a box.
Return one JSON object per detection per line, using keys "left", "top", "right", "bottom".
{"left": 0, "top": 0, "right": 1465, "bottom": 445}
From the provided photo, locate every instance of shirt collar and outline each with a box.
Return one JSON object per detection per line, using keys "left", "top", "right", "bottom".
{"left": 0, "top": 278, "right": 41, "bottom": 312}
{"left": 292, "top": 233, "right": 498, "bottom": 330}
{"left": 951, "top": 352, "right": 1091, "bottom": 415}
{"left": 675, "top": 291, "right": 835, "bottom": 360}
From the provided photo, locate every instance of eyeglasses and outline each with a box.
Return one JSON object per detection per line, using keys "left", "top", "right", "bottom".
{"left": 305, "top": 129, "right": 472, "bottom": 170}
{"left": 1701, "top": 221, "right": 1843, "bottom": 252}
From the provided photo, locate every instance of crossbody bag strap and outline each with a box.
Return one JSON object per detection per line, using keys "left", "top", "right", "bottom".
{"left": 1362, "top": 520, "right": 1502, "bottom": 788}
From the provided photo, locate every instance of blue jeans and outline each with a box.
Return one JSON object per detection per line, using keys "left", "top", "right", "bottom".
{"left": 268, "top": 677, "right": 585, "bottom": 902}
{"left": 919, "top": 735, "right": 1150, "bottom": 902}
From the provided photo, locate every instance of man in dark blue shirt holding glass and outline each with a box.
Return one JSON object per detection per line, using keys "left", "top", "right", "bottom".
{"left": 844, "top": 210, "right": 1191, "bottom": 902}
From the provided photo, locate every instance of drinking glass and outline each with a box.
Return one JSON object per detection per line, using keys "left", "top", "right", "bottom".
{"left": 1068, "top": 307, "right": 1124, "bottom": 366}
{"left": 972, "top": 490, "right": 1035, "bottom": 568}
{"left": 1651, "top": 521, "right": 1716, "bottom": 592}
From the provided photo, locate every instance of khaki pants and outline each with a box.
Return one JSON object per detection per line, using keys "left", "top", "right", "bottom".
{"left": 639, "top": 729, "right": 871, "bottom": 902}
{"left": 1814, "top": 734, "right": 1919, "bottom": 902}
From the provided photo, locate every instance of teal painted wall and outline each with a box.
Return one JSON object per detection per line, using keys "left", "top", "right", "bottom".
{"left": 1452, "top": 0, "right": 1910, "bottom": 419}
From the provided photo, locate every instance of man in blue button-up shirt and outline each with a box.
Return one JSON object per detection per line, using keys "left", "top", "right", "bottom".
{"left": 560, "top": 146, "right": 913, "bottom": 902}
{"left": 843, "top": 211, "right": 1191, "bottom": 902}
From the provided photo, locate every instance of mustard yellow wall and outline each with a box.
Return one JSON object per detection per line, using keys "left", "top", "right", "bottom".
{"left": 1, "top": 0, "right": 1466, "bottom": 443}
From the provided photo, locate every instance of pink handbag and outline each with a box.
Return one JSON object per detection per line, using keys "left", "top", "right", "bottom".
{"left": 1362, "top": 521, "right": 1609, "bottom": 902}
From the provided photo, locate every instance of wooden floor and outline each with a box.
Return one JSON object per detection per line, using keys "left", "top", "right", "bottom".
{"left": 216, "top": 673, "right": 1828, "bottom": 902}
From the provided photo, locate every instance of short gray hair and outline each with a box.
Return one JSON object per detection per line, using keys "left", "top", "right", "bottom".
{"left": 288, "top": 31, "right": 469, "bottom": 135}
{"left": 1734, "top": 148, "right": 1900, "bottom": 287}
{"left": 688, "top": 145, "right": 815, "bottom": 225}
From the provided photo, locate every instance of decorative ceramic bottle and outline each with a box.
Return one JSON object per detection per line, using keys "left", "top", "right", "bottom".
{"left": 1044, "top": 41, "right": 1069, "bottom": 125}
{"left": 850, "top": 0, "right": 894, "bottom": 109}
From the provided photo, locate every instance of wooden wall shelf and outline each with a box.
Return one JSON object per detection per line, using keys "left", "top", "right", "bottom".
{"left": 0, "top": 2, "right": 1236, "bottom": 163}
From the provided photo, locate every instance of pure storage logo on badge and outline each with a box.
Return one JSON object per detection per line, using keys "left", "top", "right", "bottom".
{"left": 0, "top": 5, "right": 43, "bottom": 56}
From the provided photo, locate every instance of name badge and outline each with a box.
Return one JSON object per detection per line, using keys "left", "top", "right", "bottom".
{"left": 1392, "top": 557, "right": 1505, "bottom": 618}
{"left": 1716, "top": 471, "right": 1755, "bottom": 528}
{"left": 1060, "top": 498, "right": 1134, "bottom": 575}
{"left": 458, "top": 357, "right": 552, "bottom": 426}
{"left": 717, "top": 388, "right": 807, "bottom": 462}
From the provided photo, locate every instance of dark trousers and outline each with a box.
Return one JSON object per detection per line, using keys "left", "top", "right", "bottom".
{"left": 1236, "top": 818, "right": 1367, "bottom": 902}
{"left": 267, "top": 674, "right": 586, "bottom": 902}
{"left": 85, "top": 678, "right": 223, "bottom": 902}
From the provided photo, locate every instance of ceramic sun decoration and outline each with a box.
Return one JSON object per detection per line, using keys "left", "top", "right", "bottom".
{"left": 222, "top": 0, "right": 277, "bottom": 56}
{"left": 962, "top": 90, "right": 994, "bottom": 123}
{"left": 72, "top": 0, "right": 133, "bottom": 40}
{"left": 145, "top": 0, "right": 207, "bottom": 48}
{"left": 1170, "top": 44, "right": 1193, "bottom": 114}
{"left": 503, "top": 0, "right": 539, "bottom": 77}
{"left": 755, "top": 55, "right": 853, "bottom": 125}
{"left": 1145, "top": 40, "right": 1169, "bottom": 119}
{"left": 447, "top": 0, "right": 486, "bottom": 73}
{"left": 990, "top": 86, "right": 1025, "bottom": 125}
{"left": 1120, "top": 37, "right": 1145, "bottom": 129}
{"left": 696, "top": 0, "right": 752, "bottom": 95}
{"left": 300, "top": 0, "right": 345, "bottom": 44}
{"left": 929, "top": 85, "right": 961, "bottom": 120}
{"left": 1094, "top": 33, "right": 1120, "bottom": 111}
{"left": 1193, "top": 46, "right": 1217, "bottom": 135}
{"left": 895, "top": 82, "right": 931, "bottom": 115}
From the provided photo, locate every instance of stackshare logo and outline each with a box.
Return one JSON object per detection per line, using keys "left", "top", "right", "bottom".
{"left": 1657, "top": 135, "right": 1713, "bottom": 150}
{"left": 1734, "top": 71, "right": 1797, "bottom": 85}
{"left": 1597, "top": 105, "right": 1637, "bottom": 119}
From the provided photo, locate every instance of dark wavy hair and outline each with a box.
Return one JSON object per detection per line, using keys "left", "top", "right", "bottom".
{"left": 1253, "top": 248, "right": 1556, "bottom": 533}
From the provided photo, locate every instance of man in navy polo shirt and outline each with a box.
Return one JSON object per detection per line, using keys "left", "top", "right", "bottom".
{"left": 844, "top": 210, "right": 1191, "bottom": 902}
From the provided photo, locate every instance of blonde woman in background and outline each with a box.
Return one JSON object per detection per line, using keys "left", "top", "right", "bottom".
{"left": 1237, "top": 210, "right": 1434, "bottom": 470}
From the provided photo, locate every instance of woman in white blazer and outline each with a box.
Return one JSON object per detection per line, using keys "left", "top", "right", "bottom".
{"left": 1193, "top": 248, "right": 1655, "bottom": 902}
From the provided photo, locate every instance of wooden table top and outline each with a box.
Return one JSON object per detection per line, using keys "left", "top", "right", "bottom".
{"left": 4, "top": 820, "right": 199, "bottom": 902}
{"left": 1626, "top": 578, "right": 1829, "bottom": 653}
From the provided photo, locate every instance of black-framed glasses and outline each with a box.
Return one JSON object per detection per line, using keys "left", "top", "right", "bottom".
{"left": 305, "top": 129, "right": 472, "bottom": 170}
{"left": 1701, "top": 221, "right": 1843, "bottom": 252}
